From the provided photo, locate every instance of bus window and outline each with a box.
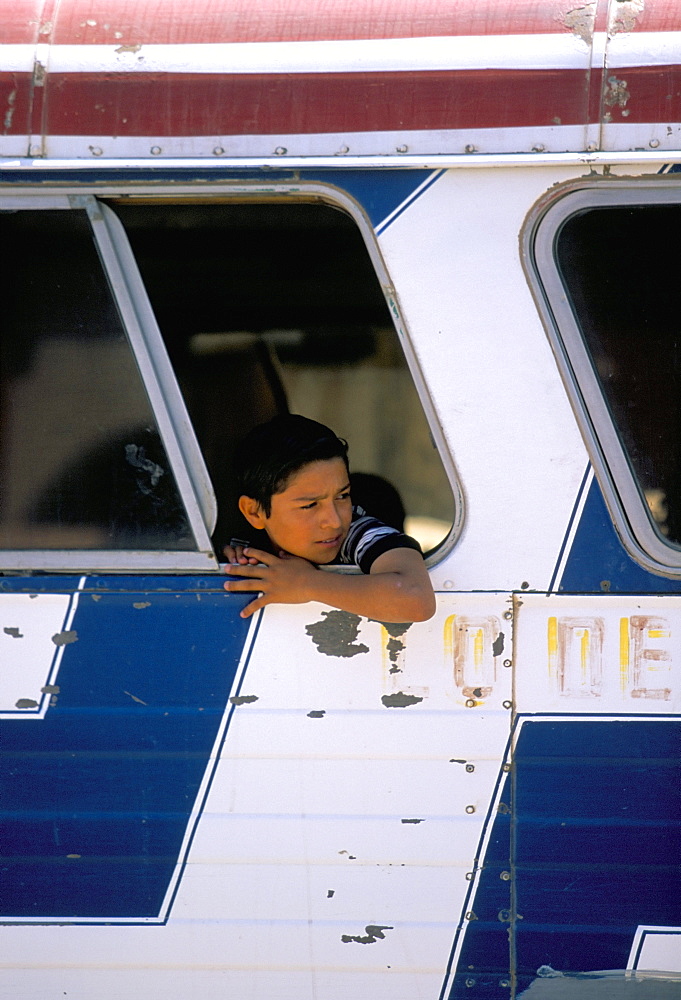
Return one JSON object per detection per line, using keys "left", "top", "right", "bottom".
{"left": 112, "top": 201, "right": 455, "bottom": 557}
{"left": 0, "top": 209, "right": 195, "bottom": 554}
{"left": 555, "top": 203, "right": 681, "bottom": 548}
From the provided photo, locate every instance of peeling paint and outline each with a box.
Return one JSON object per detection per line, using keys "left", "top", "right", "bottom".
{"left": 123, "top": 690, "right": 147, "bottom": 706}
{"left": 307, "top": 710, "right": 325, "bottom": 718}
{"left": 401, "top": 818, "right": 424, "bottom": 824}
{"left": 3, "top": 627, "right": 23, "bottom": 638}
{"left": 305, "top": 610, "right": 369, "bottom": 657}
{"left": 604, "top": 75, "right": 630, "bottom": 109}
{"left": 492, "top": 632, "right": 505, "bottom": 657}
{"left": 32, "top": 60, "right": 46, "bottom": 87}
{"left": 15, "top": 698, "right": 38, "bottom": 709}
{"left": 327, "top": 889, "right": 335, "bottom": 898}
{"left": 41, "top": 685, "right": 60, "bottom": 694}
{"left": 561, "top": 3, "right": 596, "bottom": 45}
{"left": 381, "top": 690, "right": 423, "bottom": 708}
{"left": 3, "top": 88, "right": 16, "bottom": 132}
{"left": 608, "top": 0, "right": 645, "bottom": 35}
{"left": 230, "top": 694, "right": 259, "bottom": 705}
{"left": 116, "top": 42, "right": 143, "bottom": 53}
{"left": 133, "top": 601, "right": 151, "bottom": 609}
{"left": 341, "top": 924, "right": 393, "bottom": 944}
{"left": 91, "top": 594, "right": 101, "bottom": 602}
{"left": 51, "top": 629, "right": 78, "bottom": 646}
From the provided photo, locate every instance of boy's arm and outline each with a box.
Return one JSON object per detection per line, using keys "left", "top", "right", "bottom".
{"left": 223, "top": 546, "right": 436, "bottom": 623}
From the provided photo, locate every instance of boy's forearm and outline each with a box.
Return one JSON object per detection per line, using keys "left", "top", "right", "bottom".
{"left": 306, "top": 561, "right": 435, "bottom": 623}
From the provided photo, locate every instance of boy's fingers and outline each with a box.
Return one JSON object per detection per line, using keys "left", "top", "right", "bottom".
{"left": 239, "top": 595, "right": 266, "bottom": 618}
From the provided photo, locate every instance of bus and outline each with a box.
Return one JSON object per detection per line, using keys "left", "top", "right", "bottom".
{"left": 1, "top": 1, "right": 680, "bottom": 997}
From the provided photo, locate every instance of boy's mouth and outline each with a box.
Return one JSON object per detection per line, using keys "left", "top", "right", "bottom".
{"left": 316, "top": 533, "right": 343, "bottom": 548}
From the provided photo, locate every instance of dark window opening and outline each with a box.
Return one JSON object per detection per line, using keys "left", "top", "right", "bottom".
{"left": 114, "top": 201, "right": 454, "bottom": 555}
{"left": 0, "top": 209, "right": 194, "bottom": 552}
{"left": 556, "top": 204, "right": 681, "bottom": 546}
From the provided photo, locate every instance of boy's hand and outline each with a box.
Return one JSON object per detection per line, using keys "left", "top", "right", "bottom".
{"left": 223, "top": 547, "right": 318, "bottom": 618}
{"left": 223, "top": 541, "right": 260, "bottom": 566}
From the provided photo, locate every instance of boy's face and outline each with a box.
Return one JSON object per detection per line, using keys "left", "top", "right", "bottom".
{"left": 241, "top": 458, "right": 352, "bottom": 564}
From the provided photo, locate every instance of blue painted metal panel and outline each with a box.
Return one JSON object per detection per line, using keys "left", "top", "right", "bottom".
{"left": 445, "top": 719, "right": 681, "bottom": 999}
{"left": 559, "top": 478, "right": 681, "bottom": 594}
{"left": 0, "top": 578, "right": 252, "bottom": 921}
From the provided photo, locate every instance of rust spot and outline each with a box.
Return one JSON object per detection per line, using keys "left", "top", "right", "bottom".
{"left": 341, "top": 924, "right": 393, "bottom": 944}
{"left": 305, "top": 610, "right": 369, "bottom": 658}
{"left": 381, "top": 691, "right": 423, "bottom": 708}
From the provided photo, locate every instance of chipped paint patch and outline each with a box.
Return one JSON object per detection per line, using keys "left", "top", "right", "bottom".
{"left": 381, "top": 690, "right": 423, "bottom": 708}
{"left": 3, "top": 627, "right": 23, "bottom": 638}
{"left": 608, "top": 0, "right": 645, "bottom": 35}
{"left": 3, "top": 87, "right": 16, "bottom": 132}
{"left": 230, "top": 694, "right": 259, "bottom": 705}
{"left": 15, "top": 698, "right": 39, "bottom": 709}
{"left": 561, "top": 3, "right": 596, "bottom": 46}
{"left": 133, "top": 601, "right": 151, "bottom": 609}
{"left": 341, "top": 924, "right": 394, "bottom": 944}
{"left": 307, "top": 709, "right": 325, "bottom": 718}
{"left": 401, "top": 818, "right": 424, "bottom": 824}
{"left": 604, "top": 75, "right": 630, "bottom": 109}
{"left": 51, "top": 629, "right": 78, "bottom": 646}
{"left": 123, "top": 690, "right": 147, "bottom": 706}
{"left": 41, "top": 685, "right": 60, "bottom": 694}
{"left": 305, "top": 610, "right": 369, "bottom": 657}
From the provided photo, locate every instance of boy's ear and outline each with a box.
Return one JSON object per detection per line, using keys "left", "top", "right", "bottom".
{"left": 238, "top": 495, "right": 267, "bottom": 530}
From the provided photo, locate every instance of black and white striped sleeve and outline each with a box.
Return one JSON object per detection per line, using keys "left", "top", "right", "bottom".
{"left": 337, "top": 507, "right": 422, "bottom": 574}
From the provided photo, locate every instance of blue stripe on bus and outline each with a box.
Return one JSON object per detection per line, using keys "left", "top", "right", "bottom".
{"left": 445, "top": 718, "right": 681, "bottom": 999}
{"left": 0, "top": 581, "right": 252, "bottom": 921}
{"left": 558, "top": 477, "right": 681, "bottom": 593}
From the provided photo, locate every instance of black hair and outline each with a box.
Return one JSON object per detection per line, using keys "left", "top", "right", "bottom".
{"left": 234, "top": 414, "right": 349, "bottom": 516}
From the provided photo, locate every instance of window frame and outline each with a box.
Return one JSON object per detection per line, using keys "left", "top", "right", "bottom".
{"left": 524, "top": 176, "right": 681, "bottom": 576}
{"left": 0, "top": 194, "right": 217, "bottom": 572}
{"left": 0, "top": 180, "right": 461, "bottom": 572}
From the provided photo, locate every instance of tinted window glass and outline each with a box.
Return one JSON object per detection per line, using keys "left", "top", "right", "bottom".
{"left": 556, "top": 205, "right": 681, "bottom": 545}
{"left": 0, "top": 210, "right": 194, "bottom": 551}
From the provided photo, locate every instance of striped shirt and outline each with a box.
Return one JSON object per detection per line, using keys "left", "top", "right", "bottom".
{"left": 335, "top": 506, "right": 421, "bottom": 574}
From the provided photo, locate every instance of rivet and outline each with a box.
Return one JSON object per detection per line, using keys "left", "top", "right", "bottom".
{"left": 396, "top": 144, "right": 408, "bottom": 153}
{"left": 465, "top": 804, "right": 476, "bottom": 814}
{"left": 465, "top": 144, "right": 477, "bottom": 154}
{"left": 465, "top": 911, "right": 477, "bottom": 921}
{"left": 274, "top": 146, "right": 287, "bottom": 155}
{"left": 213, "top": 146, "right": 225, "bottom": 156}
{"left": 465, "top": 871, "right": 475, "bottom": 881}
{"left": 503, "top": 659, "right": 512, "bottom": 668}
{"left": 444, "top": 580, "right": 454, "bottom": 589}
{"left": 150, "top": 145, "right": 162, "bottom": 155}
{"left": 532, "top": 143, "right": 546, "bottom": 153}
{"left": 502, "top": 763, "right": 511, "bottom": 773}
{"left": 503, "top": 610, "right": 512, "bottom": 620}
{"left": 465, "top": 979, "right": 476, "bottom": 988}
{"left": 649, "top": 139, "right": 660, "bottom": 149}
{"left": 503, "top": 700, "right": 513, "bottom": 710}
{"left": 500, "top": 870, "right": 511, "bottom": 881}
{"left": 498, "top": 909, "right": 511, "bottom": 922}
{"left": 465, "top": 763, "right": 475, "bottom": 773}
{"left": 500, "top": 980, "right": 511, "bottom": 988}
{"left": 465, "top": 698, "right": 476, "bottom": 708}
{"left": 89, "top": 146, "right": 103, "bottom": 156}
{"left": 338, "top": 144, "right": 349, "bottom": 154}
{"left": 586, "top": 142, "right": 598, "bottom": 152}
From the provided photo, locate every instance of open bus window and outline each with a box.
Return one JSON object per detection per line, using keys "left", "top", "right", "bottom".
{"left": 555, "top": 203, "right": 681, "bottom": 549}
{"left": 113, "top": 201, "right": 455, "bottom": 557}
{"left": 0, "top": 209, "right": 195, "bottom": 554}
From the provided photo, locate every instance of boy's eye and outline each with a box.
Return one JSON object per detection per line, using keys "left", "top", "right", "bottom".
{"left": 338, "top": 491, "right": 351, "bottom": 501}
{"left": 300, "top": 501, "right": 316, "bottom": 510}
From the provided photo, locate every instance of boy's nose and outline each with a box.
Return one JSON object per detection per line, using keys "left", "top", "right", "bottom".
{"left": 320, "top": 502, "right": 342, "bottom": 529}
